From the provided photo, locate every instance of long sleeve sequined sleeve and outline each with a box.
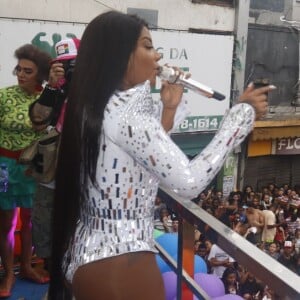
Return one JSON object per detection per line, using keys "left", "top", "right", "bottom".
{"left": 106, "top": 82, "right": 255, "bottom": 199}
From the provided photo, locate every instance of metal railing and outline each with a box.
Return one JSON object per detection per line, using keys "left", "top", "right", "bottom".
{"left": 155, "top": 187, "right": 300, "bottom": 300}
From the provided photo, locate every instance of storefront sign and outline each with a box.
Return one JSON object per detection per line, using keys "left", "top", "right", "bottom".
{"left": 222, "top": 152, "right": 238, "bottom": 196}
{"left": 273, "top": 137, "right": 300, "bottom": 155}
{"left": 177, "top": 115, "right": 223, "bottom": 132}
{"left": 222, "top": 176, "right": 235, "bottom": 197}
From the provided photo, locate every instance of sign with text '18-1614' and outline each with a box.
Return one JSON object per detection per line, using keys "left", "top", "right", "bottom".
{"left": 177, "top": 115, "right": 223, "bottom": 132}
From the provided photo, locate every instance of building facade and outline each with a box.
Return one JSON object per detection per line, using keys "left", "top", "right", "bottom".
{"left": 1, "top": 0, "right": 300, "bottom": 194}
{"left": 242, "top": 0, "right": 300, "bottom": 191}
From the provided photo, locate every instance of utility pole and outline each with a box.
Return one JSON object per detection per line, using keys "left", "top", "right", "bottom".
{"left": 230, "top": 0, "right": 250, "bottom": 191}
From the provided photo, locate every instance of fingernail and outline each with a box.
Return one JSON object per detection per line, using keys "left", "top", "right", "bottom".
{"left": 247, "top": 82, "right": 253, "bottom": 87}
{"left": 269, "top": 85, "right": 276, "bottom": 89}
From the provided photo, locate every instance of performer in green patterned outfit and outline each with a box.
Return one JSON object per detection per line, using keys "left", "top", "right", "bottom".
{"left": 0, "top": 44, "right": 51, "bottom": 298}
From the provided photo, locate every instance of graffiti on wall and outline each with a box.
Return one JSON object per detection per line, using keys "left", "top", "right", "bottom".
{"left": 31, "top": 32, "right": 78, "bottom": 58}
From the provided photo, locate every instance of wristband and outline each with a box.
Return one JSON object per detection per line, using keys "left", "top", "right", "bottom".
{"left": 45, "top": 84, "right": 58, "bottom": 91}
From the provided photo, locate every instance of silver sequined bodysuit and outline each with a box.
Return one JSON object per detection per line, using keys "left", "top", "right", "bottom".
{"left": 64, "top": 81, "right": 255, "bottom": 282}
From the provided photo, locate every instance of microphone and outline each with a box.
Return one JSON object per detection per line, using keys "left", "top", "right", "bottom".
{"left": 158, "top": 65, "right": 226, "bottom": 101}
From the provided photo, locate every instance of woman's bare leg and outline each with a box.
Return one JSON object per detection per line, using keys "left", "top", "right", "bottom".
{"left": 72, "top": 252, "right": 165, "bottom": 300}
{"left": 19, "top": 207, "right": 49, "bottom": 283}
{"left": 0, "top": 208, "right": 18, "bottom": 294}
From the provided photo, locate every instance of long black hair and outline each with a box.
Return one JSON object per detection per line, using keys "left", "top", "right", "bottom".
{"left": 49, "top": 11, "right": 147, "bottom": 299}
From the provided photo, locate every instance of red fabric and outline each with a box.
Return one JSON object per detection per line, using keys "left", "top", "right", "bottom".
{"left": 0, "top": 147, "right": 22, "bottom": 159}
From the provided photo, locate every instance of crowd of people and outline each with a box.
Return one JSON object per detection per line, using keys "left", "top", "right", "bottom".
{"left": 0, "top": 9, "right": 277, "bottom": 300}
{"left": 154, "top": 183, "right": 300, "bottom": 299}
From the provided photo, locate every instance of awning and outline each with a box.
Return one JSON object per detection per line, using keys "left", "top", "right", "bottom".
{"left": 250, "top": 119, "right": 300, "bottom": 141}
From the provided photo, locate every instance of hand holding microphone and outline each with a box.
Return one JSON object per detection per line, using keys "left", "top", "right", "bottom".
{"left": 158, "top": 65, "right": 226, "bottom": 101}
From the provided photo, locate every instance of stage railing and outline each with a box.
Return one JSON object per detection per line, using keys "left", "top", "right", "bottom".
{"left": 155, "top": 187, "right": 300, "bottom": 300}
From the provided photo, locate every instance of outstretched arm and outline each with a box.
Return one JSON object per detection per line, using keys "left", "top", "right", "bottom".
{"left": 109, "top": 81, "right": 275, "bottom": 199}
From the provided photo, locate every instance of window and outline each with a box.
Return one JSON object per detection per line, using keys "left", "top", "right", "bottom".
{"left": 127, "top": 8, "right": 158, "bottom": 28}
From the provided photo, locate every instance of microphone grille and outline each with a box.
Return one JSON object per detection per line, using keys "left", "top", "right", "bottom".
{"left": 158, "top": 66, "right": 176, "bottom": 82}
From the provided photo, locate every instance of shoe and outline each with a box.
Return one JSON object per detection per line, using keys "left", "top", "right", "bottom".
{"left": 0, "top": 276, "right": 15, "bottom": 298}
{"left": 0, "top": 289, "right": 11, "bottom": 299}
